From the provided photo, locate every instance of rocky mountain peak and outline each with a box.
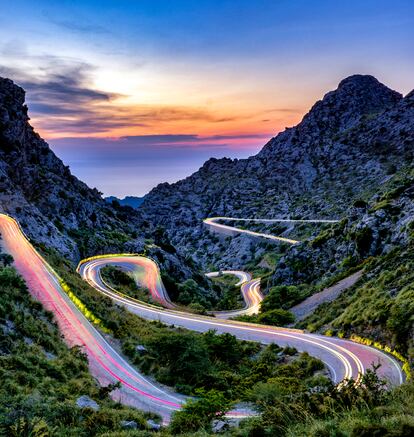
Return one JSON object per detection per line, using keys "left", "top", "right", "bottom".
{"left": 405, "top": 89, "right": 414, "bottom": 101}
{"left": 337, "top": 74, "right": 392, "bottom": 91}
{"left": 141, "top": 74, "right": 412, "bottom": 271}
{"left": 303, "top": 74, "right": 402, "bottom": 130}
{"left": 259, "top": 75, "right": 402, "bottom": 159}
{"left": 329, "top": 74, "right": 401, "bottom": 108}
{"left": 0, "top": 77, "right": 25, "bottom": 105}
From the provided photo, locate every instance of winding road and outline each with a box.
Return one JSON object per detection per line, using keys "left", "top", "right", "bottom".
{"left": 203, "top": 217, "right": 339, "bottom": 244}
{"left": 0, "top": 214, "right": 186, "bottom": 421}
{"left": 87, "top": 257, "right": 261, "bottom": 318}
{"left": 0, "top": 213, "right": 405, "bottom": 423}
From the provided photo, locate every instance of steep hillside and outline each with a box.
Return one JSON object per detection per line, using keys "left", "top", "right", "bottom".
{"left": 273, "top": 165, "right": 414, "bottom": 356}
{"left": 0, "top": 77, "right": 196, "bottom": 285}
{"left": 0, "top": 77, "right": 139, "bottom": 259}
{"left": 0, "top": 253, "right": 157, "bottom": 435}
{"left": 140, "top": 75, "right": 412, "bottom": 269}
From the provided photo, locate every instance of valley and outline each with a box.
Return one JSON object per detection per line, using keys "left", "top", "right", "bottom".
{"left": 0, "top": 73, "right": 413, "bottom": 436}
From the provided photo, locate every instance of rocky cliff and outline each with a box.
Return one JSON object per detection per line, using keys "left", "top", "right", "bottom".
{"left": 0, "top": 77, "right": 141, "bottom": 256}
{"left": 273, "top": 89, "right": 414, "bottom": 286}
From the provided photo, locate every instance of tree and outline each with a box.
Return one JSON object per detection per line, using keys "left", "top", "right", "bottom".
{"left": 177, "top": 279, "right": 209, "bottom": 307}
{"left": 261, "top": 285, "right": 302, "bottom": 311}
{"left": 169, "top": 389, "right": 232, "bottom": 433}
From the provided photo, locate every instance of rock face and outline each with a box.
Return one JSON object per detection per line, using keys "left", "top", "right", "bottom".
{"left": 140, "top": 75, "right": 413, "bottom": 269}
{"left": 146, "top": 419, "right": 161, "bottom": 430}
{"left": 120, "top": 420, "right": 138, "bottom": 429}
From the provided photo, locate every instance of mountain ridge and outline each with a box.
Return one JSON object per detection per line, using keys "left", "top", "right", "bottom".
{"left": 139, "top": 75, "right": 413, "bottom": 270}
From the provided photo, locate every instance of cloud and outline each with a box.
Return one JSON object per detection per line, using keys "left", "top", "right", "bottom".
{"left": 0, "top": 59, "right": 250, "bottom": 137}
{"left": 44, "top": 11, "right": 110, "bottom": 34}
{"left": 114, "top": 133, "right": 268, "bottom": 147}
{"left": 52, "top": 134, "right": 271, "bottom": 154}
{"left": 265, "top": 107, "right": 302, "bottom": 114}
{"left": 0, "top": 62, "right": 119, "bottom": 108}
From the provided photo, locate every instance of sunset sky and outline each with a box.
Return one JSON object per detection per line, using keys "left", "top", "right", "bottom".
{"left": 1, "top": 0, "right": 413, "bottom": 196}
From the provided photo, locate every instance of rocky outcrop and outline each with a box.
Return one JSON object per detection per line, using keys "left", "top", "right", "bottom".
{"left": 76, "top": 395, "right": 99, "bottom": 411}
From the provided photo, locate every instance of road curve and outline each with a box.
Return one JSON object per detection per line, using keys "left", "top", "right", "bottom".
{"left": 203, "top": 217, "right": 339, "bottom": 244}
{"left": 78, "top": 254, "right": 404, "bottom": 389}
{"left": 205, "top": 271, "right": 263, "bottom": 318}
{"left": 87, "top": 257, "right": 263, "bottom": 319}
{"left": 84, "top": 256, "right": 176, "bottom": 309}
{"left": 0, "top": 213, "right": 405, "bottom": 423}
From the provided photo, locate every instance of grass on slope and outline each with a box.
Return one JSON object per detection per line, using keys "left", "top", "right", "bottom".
{"left": 244, "top": 370, "right": 414, "bottom": 437}
{"left": 100, "top": 265, "right": 156, "bottom": 305}
{"left": 164, "top": 365, "right": 414, "bottom": 436}
{"left": 297, "top": 246, "right": 414, "bottom": 360}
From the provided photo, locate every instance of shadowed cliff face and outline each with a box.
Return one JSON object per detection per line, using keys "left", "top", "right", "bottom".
{"left": 139, "top": 75, "right": 412, "bottom": 268}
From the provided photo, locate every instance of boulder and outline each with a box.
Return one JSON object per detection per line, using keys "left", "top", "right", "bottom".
{"left": 120, "top": 420, "right": 138, "bottom": 429}
{"left": 76, "top": 395, "right": 99, "bottom": 411}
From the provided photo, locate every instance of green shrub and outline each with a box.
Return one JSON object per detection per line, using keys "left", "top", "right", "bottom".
{"left": 0, "top": 260, "right": 154, "bottom": 436}
{"left": 353, "top": 227, "right": 373, "bottom": 254}
{"left": 261, "top": 284, "right": 312, "bottom": 311}
{"left": 170, "top": 389, "right": 231, "bottom": 434}
{"left": 257, "top": 309, "right": 295, "bottom": 326}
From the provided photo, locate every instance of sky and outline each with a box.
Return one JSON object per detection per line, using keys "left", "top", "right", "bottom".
{"left": 0, "top": 0, "right": 413, "bottom": 196}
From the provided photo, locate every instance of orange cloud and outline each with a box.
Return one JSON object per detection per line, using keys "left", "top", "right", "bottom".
{"left": 1, "top": 60, "right": 303, "bottom": 141}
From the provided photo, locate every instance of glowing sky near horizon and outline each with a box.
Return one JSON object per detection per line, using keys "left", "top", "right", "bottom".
{"left": 0, "top": 0, "right": 413, "bottom": 196}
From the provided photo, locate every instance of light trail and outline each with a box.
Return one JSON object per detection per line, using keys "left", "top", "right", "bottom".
{"left": 0, "top": 213, "right": 405, "bottom": 424}
{"left": 205, "top": 271, "right": 263, "bottom": 318}
{"left": 0, "top": 214, "right": 185, "bottom": 422}
{"left": 86, "top": 260, "right": 263, "bottom": 319}
{"left": 78, "top": 254, "right": 404, "bottom": 389}
{"left": 203, "top": 217, "right": 339, "bottom": 244}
